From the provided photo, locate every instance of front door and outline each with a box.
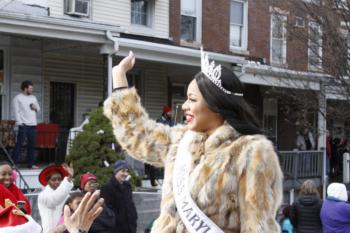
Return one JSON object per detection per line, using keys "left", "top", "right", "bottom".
{"left": 50, "top": 82, "right": 75, "bottom": 129}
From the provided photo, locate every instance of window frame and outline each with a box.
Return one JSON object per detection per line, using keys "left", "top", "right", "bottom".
{"left": 130, "top": 0, "right": 154, "bottom": 28}
{"left": 229, "top": 0, "right": 248, "bottom": 51}
{"left": 180, "top": 0, "right": 202, "bottom": 45}
{"left": 308, "top": 21, "right": 323, "bottom": 71}
{"left": 270, "top": 13, "right": 288, "bottom": 65}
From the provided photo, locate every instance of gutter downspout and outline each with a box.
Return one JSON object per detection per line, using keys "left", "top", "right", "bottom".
{"left": 101, "top": 30, "right": 119, "bottom": 97}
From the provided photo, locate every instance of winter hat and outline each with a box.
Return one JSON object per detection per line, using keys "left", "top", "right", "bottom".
{"left": 163, "top": 106, "right": 172, "bottom": 114}
{"left": 80, "top": 173, "right": 97, "bottom": 190}
{"left": 113, "top": 160, "right": 129, "bottom": 174}
{"left": 327, "top": 183, "right": 348, "bottom": 202}
{"left": 39, "top": 165, "right": 68, "bottom": 186}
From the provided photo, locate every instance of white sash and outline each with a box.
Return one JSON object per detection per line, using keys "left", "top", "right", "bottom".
{"left": 173, "top": 131, "right": 225, "bottom": 233}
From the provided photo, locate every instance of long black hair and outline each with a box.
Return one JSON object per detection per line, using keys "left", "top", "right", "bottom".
{"left": 195, "top": 66, "right": 261, "bottom": 135}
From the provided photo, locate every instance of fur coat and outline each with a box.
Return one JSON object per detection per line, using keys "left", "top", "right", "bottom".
{"left": 104, "top": 88, "right": 283, "bottom": 233}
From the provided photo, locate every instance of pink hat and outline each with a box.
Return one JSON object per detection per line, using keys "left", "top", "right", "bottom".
{"left": 80, "top": 173, "right": 97, "bottom": 190}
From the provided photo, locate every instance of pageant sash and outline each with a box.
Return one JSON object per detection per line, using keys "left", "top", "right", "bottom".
{"left": 173, "top": 131, "right": 224, "bottom": 233}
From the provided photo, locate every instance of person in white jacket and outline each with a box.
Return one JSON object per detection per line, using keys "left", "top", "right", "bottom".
{"left": 38, "top": 164, "right": 74, "bottom": 233}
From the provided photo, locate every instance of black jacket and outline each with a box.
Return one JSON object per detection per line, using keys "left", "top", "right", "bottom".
{"left": 101, "top": 178, "right": 137, "bottom": 233}
{"left": 290, "top": 195, "right": 323, "bottom": 233}
{"left": 88, "top": 203, "right": 115, "bottom": 233}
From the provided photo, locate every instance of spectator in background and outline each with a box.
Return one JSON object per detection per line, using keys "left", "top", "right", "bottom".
{"left": 50, "top": 192, "right": 85, "bottom": 233}
{"left": 144, "top": 106, "right": 173, "bottom": 187}
{"left": 326, "top": 130, "right": 333, "bottom": 176}
{"left": 321, "top": 183, "right": 350, "bottom": 233}
{"left": 303, "top": 128, "right": 315, "bottom": 150}
{"left": 80, "top": 173, "right": 115, "bottom": 233}
{"left": 157, "top": 106, "right": 172, "bottom": 125}
{"left": 0, "top": 161, "right": 32, "bottom": 215}
{"left": 337, "top": 136, "right": 349, "bottom": 174}
{"left": 145, "top": 105, "right": 174, "bottom": 187}
{"left": 290, "top": 179, "right": 323, "bottom": 233}
{"left": 101, "top": 160, "right": 137, "bottom": 233}
{"left": 38, "top": 164, "right": 74, "bottom": 233}
{"left": 281, "top": 206, "right": 294, "bottom": 233}
{"left": 296, "top": 131, "right": 306, "bottom": 150}
{"left": 12, "top": 80, "right": 40, "bottom": 169}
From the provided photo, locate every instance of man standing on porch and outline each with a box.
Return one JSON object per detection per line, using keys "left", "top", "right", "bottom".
{"left": 12, "top": 80, "right": 40, "bottom": 169}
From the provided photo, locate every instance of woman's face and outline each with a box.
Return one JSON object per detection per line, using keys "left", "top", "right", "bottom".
{"left": 182, "top": 79, "right": 224, "bottom": 132}
{"left": 69, "top": 197, "right": 83, "bottom": 211}
{"left": 0, "top": 164, "right": 12, "bottom": 188}
{"left": 47, "top": 172, "right": 63, "bottom": 190}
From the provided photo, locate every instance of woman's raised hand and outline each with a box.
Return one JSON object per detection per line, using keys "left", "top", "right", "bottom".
{"left": 112, "top": 51, "right": 135, "bottom": 89}
{"left": 118, "top": 51, "right": 135, "bottom": 72}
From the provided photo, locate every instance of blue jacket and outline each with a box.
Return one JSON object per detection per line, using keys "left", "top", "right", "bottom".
{"left": 281, "top": 218, "right": 294, "bottom": 233}
{"left": 321, "top": 198, "right": 350, "bottom": 233}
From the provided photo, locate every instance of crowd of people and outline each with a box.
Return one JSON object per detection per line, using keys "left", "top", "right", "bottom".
{"left": 281, "top": 180, "right": 350, "bottom": 233}
{"left": 0, "top": 160, "right": 136, "bottom": 233}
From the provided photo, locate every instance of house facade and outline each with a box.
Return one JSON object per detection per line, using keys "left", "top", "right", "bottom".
{"left": 1, "top": 0, "right": 345, "bottom": 161}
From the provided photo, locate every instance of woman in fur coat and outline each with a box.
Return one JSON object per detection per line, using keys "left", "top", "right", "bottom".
{"left": 103, "top": 50, "right": 283, "bottom": 233}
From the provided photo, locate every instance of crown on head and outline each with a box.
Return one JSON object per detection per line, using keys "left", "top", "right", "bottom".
{"left": 200, "top": 47, "right": 243, "bottom": 96}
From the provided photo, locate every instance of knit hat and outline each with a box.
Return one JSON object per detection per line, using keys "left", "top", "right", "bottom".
{"left": 163, "top": 106, "right": 172, "bottom": 114}
{"left": 113, "top": 160, "right": 128, "bottom": 174}
{"left": 80, "top": 173, "right": 97, "bottom": 190}
{"left": 327, "top": 183, "right": 348, "bottom": 202}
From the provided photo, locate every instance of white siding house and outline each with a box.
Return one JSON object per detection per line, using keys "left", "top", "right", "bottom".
{"left": 48, "top": 0, "right": 169, "bottom": 39}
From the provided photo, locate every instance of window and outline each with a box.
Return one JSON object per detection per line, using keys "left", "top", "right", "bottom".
{"left": 181, "top": 0, "right": 201, "bottom": 43}
{"left": 295, "top": 16, "right": 305, "bottom": 28}
{"left": 308, "top": 21, "right": 322, "bottom": 71}
{"left": 131, "top": 0, "right": 153, "bottom": 27}
{"left": 271, "top": 13, "right": 287, "bottom": 64}
{"left": 303, "top": 0, "right": 321, "bottom": 4}
{"left": 230, "top": 0, "right": 248, "bottom": 49}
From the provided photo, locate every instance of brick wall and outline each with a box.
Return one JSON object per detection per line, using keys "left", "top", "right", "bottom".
{"left": 247, "top": 0, "right": 271, "bottom": 63}
{"left": 169, "top": 0, "right": 315, "bottom": 72}
{"left": 202, "top": 0, "right": 230, "bottom": 53}
{"left": 169, "top": 0, "right": 180, "bottom": 44}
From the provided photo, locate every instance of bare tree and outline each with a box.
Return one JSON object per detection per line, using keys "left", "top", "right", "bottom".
{"left": 258, "top": 0, "right": 350, "bottom": 135}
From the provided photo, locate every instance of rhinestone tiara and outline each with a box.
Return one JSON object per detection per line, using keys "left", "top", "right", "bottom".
{"left": 200, "top": 47, "right": 243, "bottom": 96}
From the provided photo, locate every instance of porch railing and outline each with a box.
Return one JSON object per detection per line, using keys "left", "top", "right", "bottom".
{"left": 278, "top": 150, "right": 323, "bottom": 180}
{"left": 0, "top": 126, "right": 81, "bottom": 165}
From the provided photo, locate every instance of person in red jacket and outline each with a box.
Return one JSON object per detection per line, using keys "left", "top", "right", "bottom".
{"left": 0, "top": 161, "right": 32, "bottom": 214}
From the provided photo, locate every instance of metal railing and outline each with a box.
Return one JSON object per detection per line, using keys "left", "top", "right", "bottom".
{"left": 279, "top": 150, "right": 323, "bottom": 179}
{"left": 0, "top": 128, "right": 81, "bottom": 165}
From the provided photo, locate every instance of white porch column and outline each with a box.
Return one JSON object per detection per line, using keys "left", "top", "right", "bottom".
{"left": 100, "top": 31, "right": 119, "bottom": 98}
{"left": 318, "top": 82, "right": 327, "bottom": 199}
